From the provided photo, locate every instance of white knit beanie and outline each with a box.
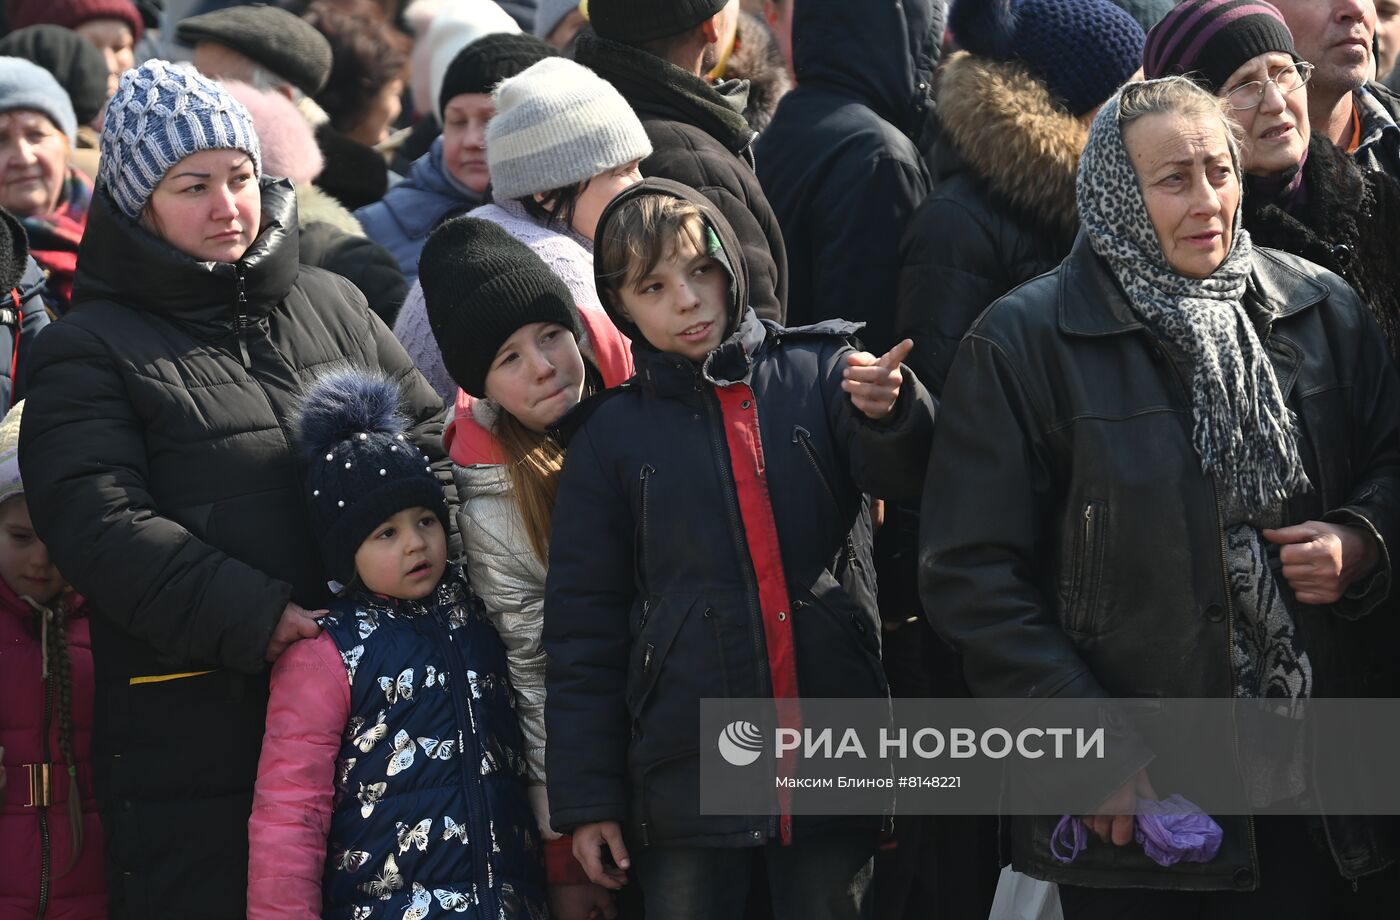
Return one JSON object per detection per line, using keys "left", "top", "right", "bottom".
{"left": 99, "top": 60, "right": 261, "bottom": 220}
{"left": 486, "top": 57, "right": 652, "bottom": 200}
{"left": 408, "top": 0, "right": 520, "bottom": 122}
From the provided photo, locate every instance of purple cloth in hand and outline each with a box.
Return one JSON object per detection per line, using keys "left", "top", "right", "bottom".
{"left": 1051, "top": 795, "right": 1223, "bottom": 867}
{"left": 1134, "top": 795, "right": 1223, "bottom": 866}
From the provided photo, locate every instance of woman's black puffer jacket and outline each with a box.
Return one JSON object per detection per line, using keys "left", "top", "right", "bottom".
{"left": 18, "top": 178, "right": 454, "bottom": 919}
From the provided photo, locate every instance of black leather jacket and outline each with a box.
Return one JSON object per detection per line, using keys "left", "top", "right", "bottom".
{"left": 920, "top": 235, "right": 1400, "bottom": 889}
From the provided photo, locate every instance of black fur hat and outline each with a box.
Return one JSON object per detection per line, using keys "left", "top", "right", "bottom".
{"left": 291, "top": 368, "right": 447, "bottom": 587}
{"left": 0, "top": 208, "right": 29, "bottom": 297}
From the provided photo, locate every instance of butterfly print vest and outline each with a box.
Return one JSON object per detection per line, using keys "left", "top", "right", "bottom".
{"left": 318, "top": 566, "right": 545, "bottom": 919}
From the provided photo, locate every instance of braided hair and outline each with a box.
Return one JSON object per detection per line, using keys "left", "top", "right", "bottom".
{"left": 36, "top": 595, "right": 83, "bottom": 873}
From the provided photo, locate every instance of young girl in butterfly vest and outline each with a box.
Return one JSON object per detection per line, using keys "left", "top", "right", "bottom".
{"left": 247, "top": 370, "right": 545, "bottom": 920}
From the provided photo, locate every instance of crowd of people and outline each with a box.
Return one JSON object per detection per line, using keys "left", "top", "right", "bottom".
{"left": 1, "top": 0, "right": 1399, "bottom": 918}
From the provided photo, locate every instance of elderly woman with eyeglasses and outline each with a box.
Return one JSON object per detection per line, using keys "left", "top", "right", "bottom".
{"left": 921, "top": 72, "right": 1400, "bottom": 912}
{"left": 1145, "top": 0, "right": 1400, "bottom": 361}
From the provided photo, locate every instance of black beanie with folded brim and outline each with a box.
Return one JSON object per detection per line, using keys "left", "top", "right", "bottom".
{"left": 588, "top": 0, "right": 728, "bottom": 44}
{"left": 420, "top": 216, "right": 581, "bottom": 398}
{"left": 438, "top": 33, "right": 560, "bottom": 121}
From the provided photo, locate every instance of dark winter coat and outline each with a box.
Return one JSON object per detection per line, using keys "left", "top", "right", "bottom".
{"left": 754, "top": 0, "right": 939, "bottom": 354}
{"left": 1241, "top": 135, "right": 1400, "bottom": 361}
{"left": 575, "top": 32, "right": 788, "bottom": 324}
{"left": 895, "top": 52, "right": 1082, "bottom": 396}
{"left": 543, "top": 180, "right": 933, "bottom": 848}
{"left": 355, "top": 136, "right": 483, "bottom": 284}
{"left": 18, "top": 178, "right": 455, "bottom": 919}
{"left": 920, "top": 235, "right": 1400, "bottom": 890}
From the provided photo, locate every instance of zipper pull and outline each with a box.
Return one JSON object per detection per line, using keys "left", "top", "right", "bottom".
{"left": 639, "top": 599, "right": 651, "bottom": 629}
{"left": 643, "top": 644, "right": 654, "bottom": 673}
{"left": 234, "top": 266, "right": 251, "bottom": 368}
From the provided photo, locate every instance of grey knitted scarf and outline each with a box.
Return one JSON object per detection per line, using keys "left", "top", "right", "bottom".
{"left": 1077, "top": 90, "right": 1310, "bottom": 518}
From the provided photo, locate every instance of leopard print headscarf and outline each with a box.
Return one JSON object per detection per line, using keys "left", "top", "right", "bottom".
{"left": 1077, "top": 84, "right": 1310, "bottom": 519}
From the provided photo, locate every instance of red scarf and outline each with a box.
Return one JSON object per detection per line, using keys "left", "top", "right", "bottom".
{"left": 19, "top": 168, "right": 92, "bottom": 314}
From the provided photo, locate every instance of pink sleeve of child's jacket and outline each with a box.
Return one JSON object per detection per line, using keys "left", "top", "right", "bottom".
{"left": 247, "top": 632, "right": 350, "bottom": 919}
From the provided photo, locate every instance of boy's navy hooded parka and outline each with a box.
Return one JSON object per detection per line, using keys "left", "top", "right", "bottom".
{"left": 542, "top": 179, "right": 935, "bottom": 849}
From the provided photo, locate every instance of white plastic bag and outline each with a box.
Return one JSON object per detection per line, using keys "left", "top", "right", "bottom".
{"left": 988, "top": 866, "right": 1063, "bottom": 920}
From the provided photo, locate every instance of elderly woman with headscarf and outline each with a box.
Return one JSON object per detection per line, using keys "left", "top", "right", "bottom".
{"left": 920, "top": 75, "right": 1400, "bottom": 913}
{"left": 1144, "top": 0, "right": 1400, "bottom": 364}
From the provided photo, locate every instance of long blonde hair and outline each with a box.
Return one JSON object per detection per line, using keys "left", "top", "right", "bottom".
{"left": 492, "top": 409, "right": 567, "bottom": 564}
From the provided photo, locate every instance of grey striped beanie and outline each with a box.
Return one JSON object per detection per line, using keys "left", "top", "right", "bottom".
{"left": 99, "top": 59, "right": 262, "bottom": 219}
{"left": 486, "top": 57, "right": 652, "bottom": 200}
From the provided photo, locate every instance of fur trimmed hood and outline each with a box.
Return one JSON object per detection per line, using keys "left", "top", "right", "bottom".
{"left": 938, "top": 51, "right": 1087, "bottom": 240}
{"left": 297, "top": 184, "right": 365, "bottom": 237}
{"left": 724, "top": 12, "right": 792, "bottom": 134}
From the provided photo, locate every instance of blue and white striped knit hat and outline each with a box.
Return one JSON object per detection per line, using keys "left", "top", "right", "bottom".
{"left": 98, "top": 59, "right": 261, "bottom": 219}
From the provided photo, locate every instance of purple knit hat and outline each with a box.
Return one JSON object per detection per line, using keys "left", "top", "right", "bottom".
{"left": 1143, "top": 0, "right": 1299, "bottom": 94}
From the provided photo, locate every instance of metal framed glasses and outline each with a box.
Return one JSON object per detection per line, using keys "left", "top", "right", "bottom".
{"left": 1223, "top": 61, "right": 1315, "bottom": 110}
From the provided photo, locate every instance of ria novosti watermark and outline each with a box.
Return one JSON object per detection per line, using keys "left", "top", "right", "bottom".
{"left": 719, "top": 719, "right": 1108, "bottom": 767}
{"left": 698, "top": 698, "right": 1400, "bottom": 817}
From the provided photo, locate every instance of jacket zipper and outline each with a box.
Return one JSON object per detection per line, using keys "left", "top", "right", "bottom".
{"left": 792, "top": 426, "right": 838, "bottom": 508}
{"left": 432, "top": 606, "right": 498, "bottom": 916}
{"left": 1160, "top": 351, "right": 1258, "bottom": 880}
{"left": 793, "top": 425, "right": 859, "bottom": 571}
{"left": 234, "top": 265, "right": 252, "bottom": 368}
{"left": 702, "top": 382, "right": 776, "bottom": 841}
{"left": 1070, "top": 502, "right": 1105, "bottom": 633}
{"left": 638, "top": 464, "right": 655, "bottom": 611}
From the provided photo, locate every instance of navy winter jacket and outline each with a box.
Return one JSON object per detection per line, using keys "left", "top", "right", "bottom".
{"left": 542, "top": 180, "right": 935, "bottom": 849}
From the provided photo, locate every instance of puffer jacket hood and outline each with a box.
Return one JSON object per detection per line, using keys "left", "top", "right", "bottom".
{"left": 72, "top": 177, "right": 301, "bottom": 326}
{"left": 593, "top": 177, "right": 749, "bottom": 354}
{"left": 354, "top": 135, "right": 482, "bottom": 281}
{"left": 936, "top": 51, "right": 1087, "bottom": 241}
{"left": 792, "top": 0, "right": 942, "bottom": 139}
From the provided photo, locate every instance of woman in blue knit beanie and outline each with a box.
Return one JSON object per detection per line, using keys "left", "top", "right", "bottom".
{"left": 17, "top": 58, "right": 455, "bottom": 918}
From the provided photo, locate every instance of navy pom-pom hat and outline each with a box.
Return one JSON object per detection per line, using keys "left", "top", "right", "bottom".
{"left": 949, "top": 0, "right": 1146, "bottom": 117}
{"left": 291, "top": 368, "right": 448, "bottom": 588}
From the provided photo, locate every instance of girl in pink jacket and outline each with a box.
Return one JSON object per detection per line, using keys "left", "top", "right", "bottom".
{"left": 247, "top": 370, "right": 544, "bottom": 920}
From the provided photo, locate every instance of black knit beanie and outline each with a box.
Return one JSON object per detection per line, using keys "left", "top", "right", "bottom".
{"left": 420, "top": 216, "right": 580, "bottom": 399}
{"left": 291, "top": 369, "right": 448, "bottom": 588}
{"left": 0, "top": 208, "right": 29, "bottom": 296}
{"left": 588, "top": 0, "right": 729, "bottom": 45}
{"left": 0, "top": 25, "right": 109, "bottom": 125}
{"left": 438, "top": 33, "right": 559, "bottom": 120}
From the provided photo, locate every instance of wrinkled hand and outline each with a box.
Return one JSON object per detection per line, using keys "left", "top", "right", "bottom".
{"left": 843, "top": 339, "right": 914, "bottom": 421}
{"left": 548, "top": 882, "right": 618, "bottom": 920}
{"left": 572, "top": 821, "right": 630, "bottom": 890}
{"left": 264, "top": 601, "right": 326, "bottom": 662}
{"left": 1082, "top": 768, "right": 1156, "bottom": 846}
{"left": 1262, "top": 521, "right": 1379, "bottom": 605}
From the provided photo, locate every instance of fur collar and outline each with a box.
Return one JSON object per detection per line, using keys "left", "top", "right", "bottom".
{"left": 297, "top": 184, "right": 365, "bottom": 238}
{"left": 726, "top": 12, "right": 792, "bottom": 134}
{"left": 938, "top": 51, "right": 1086, "bottom": 240}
